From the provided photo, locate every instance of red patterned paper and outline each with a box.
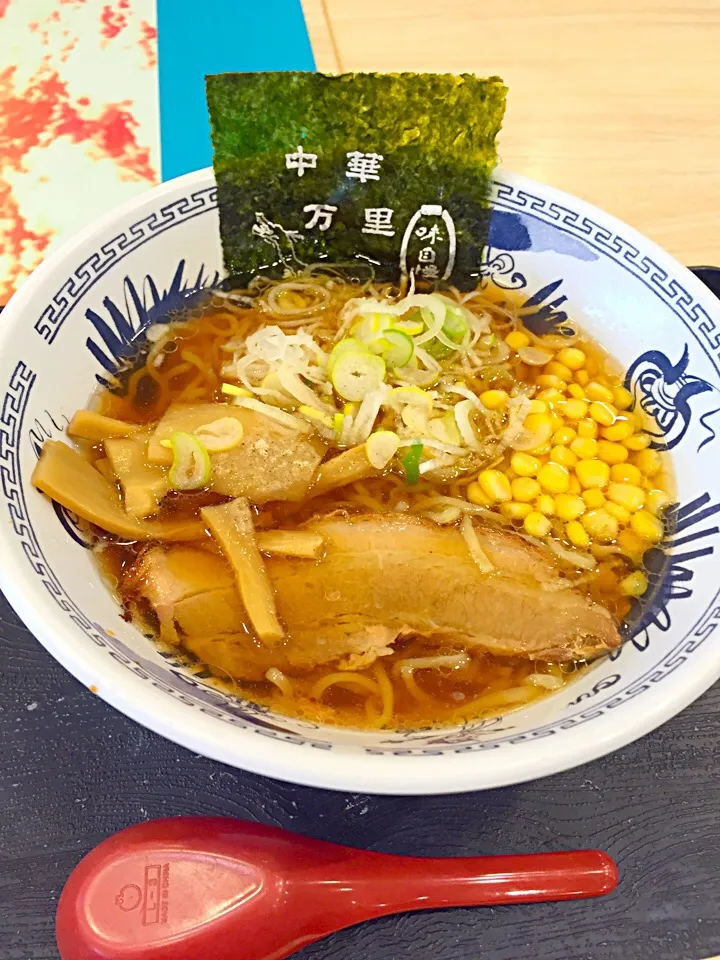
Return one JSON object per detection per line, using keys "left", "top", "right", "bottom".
{"left": 0, "top": 0, "right": 159, "bottom": 303}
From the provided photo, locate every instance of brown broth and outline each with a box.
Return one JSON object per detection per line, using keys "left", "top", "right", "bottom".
{"left": 87, "top": 284, "right": 673, "bottom": 730}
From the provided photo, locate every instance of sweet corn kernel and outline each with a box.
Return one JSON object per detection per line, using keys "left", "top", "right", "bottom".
{"left": 601, "top": 418, "right": 635, "bottom": 442}
{"left": 589, "top": 401, "right": 617, "bottom": 426}
{"left": 505, "top": 330, "right": 531, "bottom": 351}
{"left": 546, "top": 360, "right": 573, "bottom": 381}
{"left": 555, "top": 493, "right": 586, "bottom": 521}
{"left": 466, "top": 481, "right": 493, "bottom": 507}
{"left": 477, "top": 469, "right": 512, "bottom": 503}
{"left": 524, "top": 511, "right": 552, "bottom": 538}
{"left": 634, "top": 448, "right": 662, "bottom": 477}
{"left": 570, "top": 437, "right": 599, "bottom": 460}
{"left": 647, "top": 489, "right": 671, "bottom": 516}
{"left": 480, "top": 389, "right": 509, "bottom": 410}
{"left": 537, "top": 462, "right": 571, "bottom": 494}
{"left": 605, "top": 501, "right": 631, "bottom": 524}
{"left": 515, "top": 363, "right": 530, "bottom": 381}
{"left": 536, "top": 374, "right": 566, "bottom": 390}
{"left": 620, "top": 571, "right": 649, "bottom": 597}
{"left": 566, "top": 519, "right": 590, "bottom": 548}
{"left": 552, "top": 426, "right": 577, "bottom": 445}
{"left": 631, "top": 509, "right": 664, "bottom": 543}
{"left": 607, "top": 483, "right": 645, "bottom": 512}
{"left": 586, "top": 381, "right": 615, "bottom": 404}
{"left": 536, "top": 388, "right": 565, "bottom": 406}
{"left": 610, "top": 463, "right": 642, "bottom": 484}
{"left": 575, "top": 369, "right": 590, "bottom": 386}
{"left": 557, "top": 347, "right": 586, "bottom": 371}
{"left": 597, "top": 440, "right": 629, "bottom": 465}
{"left": 500, "top": 501, "right": 533, "bottom": 520}
{"left": 535, "top": 494, "right": 556, "bottom": 516}
{"left": 577, "top": 418, "right": 599, "bottom": 439}
{"left": 550, "top": 445, "right": 578, "bottom": 469}
{"left": 510, "top": 452, "right": 541, "bottom": 477}
{"left": 560, "top": 398, "right": 589, "bottom": 421}
{"left": 521, "top": 412, "right": 554, "bottom": 448}
{"left": 568, "top": 474, "right": 582, "bottom": 495}
{"left": 624, "top": 432, "right": 651, "bottom": 451}
{"left": 529, "top": 441, "right": 552, "bottom": 456}
{"left": 567, "top": 383, "right": 586, "bottom": 399}
{"left": 528, "top": 399, "right": 549, "bottom": 414}
{"left": 576, "top": 458, "right": 610, "bottom": 489}
{"left": 612, "top": 386, "right": 634, "bottom": 410}
{"left": 512, "top": 477, "right": 541, "bottom": 502}
{"left": 582, "top": 488, "right": 606, "bottom": 509}
{"left": 582, "top": 509, "right": 619, "bottom": 542}
{"left": 618, "top": 529, "right": 648, "bottom": 560}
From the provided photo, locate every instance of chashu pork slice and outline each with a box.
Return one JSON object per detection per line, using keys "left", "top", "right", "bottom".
{"left": 266, "top": 513, "right": 621, "bottom": 667}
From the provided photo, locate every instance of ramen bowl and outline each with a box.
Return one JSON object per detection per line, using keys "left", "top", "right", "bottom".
{"left": 1, "top": 167, "right": 719, "bottom": 795}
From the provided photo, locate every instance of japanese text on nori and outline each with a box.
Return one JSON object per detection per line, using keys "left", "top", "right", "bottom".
{"left": 206, "top": 72, "right": 507, "bottom": 288}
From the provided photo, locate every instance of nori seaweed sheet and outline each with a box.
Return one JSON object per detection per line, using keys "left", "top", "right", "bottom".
{"left": 206, "top": 72, "right": 507, "bottom": 289}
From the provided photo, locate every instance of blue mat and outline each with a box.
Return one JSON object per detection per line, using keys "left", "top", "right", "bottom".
{"left": 157, "top": 0, "right": 315, "bottom": 181}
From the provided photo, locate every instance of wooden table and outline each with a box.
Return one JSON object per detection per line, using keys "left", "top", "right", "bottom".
{"left": 302, "top": 0, "right": 720, "bottom": 267}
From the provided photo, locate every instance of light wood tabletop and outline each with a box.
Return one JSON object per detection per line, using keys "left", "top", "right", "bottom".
{"left": 302, "top": 0, "right": 720, "bottom": 267}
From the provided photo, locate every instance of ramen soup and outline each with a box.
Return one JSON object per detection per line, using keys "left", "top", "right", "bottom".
{"left": 32, "top": 271, "right": 673, "bottom": 729}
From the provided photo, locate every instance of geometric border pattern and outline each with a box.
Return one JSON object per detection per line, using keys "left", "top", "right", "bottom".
{"left": 34, "top": 186, "right": 218, "bottom": 344}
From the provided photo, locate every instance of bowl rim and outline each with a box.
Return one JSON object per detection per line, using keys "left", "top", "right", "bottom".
{"left": 2, "top": 166, "right": 720, "bottom": 795}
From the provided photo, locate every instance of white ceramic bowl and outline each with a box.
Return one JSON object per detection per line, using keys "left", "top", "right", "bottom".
{"left": 2, "top": 167, "right": 720, "bottom": 795}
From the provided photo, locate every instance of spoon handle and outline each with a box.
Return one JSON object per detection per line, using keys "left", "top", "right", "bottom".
{"left": 361, "top": 849, "right": 618, "bottom": 910}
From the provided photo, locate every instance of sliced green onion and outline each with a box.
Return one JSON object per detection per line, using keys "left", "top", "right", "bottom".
{"left": 331, "top": 350, "right": 386, "bottom": 401}
{"left": 366, "top": 430, "right": 400, "bottom": 469}
{"left": 327, "top": 338, "right": 369, "bottom": 376}
{"left": 388, "top": 386, "right": 434, "bottom": 411}
{"left": 401, "top": 405, "right": 429, "bottom": 434}
{"left": 443, "top": 305, "right": 471, "bottom": 342}
{"left": 368, "top": 328, "right": 414, "bottom": 368}
{"left": 401, "top": 441, "right": 424, "bottom": 485}
{"left": 409, "top": 298, "right": 447, "bottom": 346}
{"left": 350, "top": 312, "right": 393, "bottom": 342}
{"left": 394, "top": 313, "right": 425, "bottom": 336}
{"left": 425, "top": 303, "right": 472, "bottom": 359}
{"left": 161, "top": 431, "right": 211, "bottom": 490}
{"left": 193, "top": 418, "right": 244, "bottom": 453}
{"left": 221, "top": 383, "right": 251, "bottom": 398}
{"left": 298, "top": 405, "right": 335, "bottom": 430}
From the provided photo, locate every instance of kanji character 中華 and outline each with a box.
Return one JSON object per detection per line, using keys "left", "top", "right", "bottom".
{"left": 285, "top": 145, "right": 317, "bottom": 177}
{"left": 345, "top": 151, "right": 383, "bottom": 183}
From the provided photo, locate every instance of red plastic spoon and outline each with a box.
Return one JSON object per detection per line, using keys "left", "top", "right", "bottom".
{"left": 56, "top": 817, "right": 618, "bottom": 960}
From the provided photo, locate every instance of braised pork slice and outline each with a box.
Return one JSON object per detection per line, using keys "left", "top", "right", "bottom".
{"left": 266, "top": 514, "right": 621, "bottom": 666}
{"left": 147, "top": 403, "right": 326, "bottom": 503}
{"left": 128, "top": 514, "right": 620, "bottom": 677}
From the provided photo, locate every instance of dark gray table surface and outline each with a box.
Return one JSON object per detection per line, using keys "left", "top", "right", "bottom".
{"left": 4, "top": 268, "right": 720, "bottom": 960}
{"left": 2, "top": 587, "right": 720, "bottom": 960}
